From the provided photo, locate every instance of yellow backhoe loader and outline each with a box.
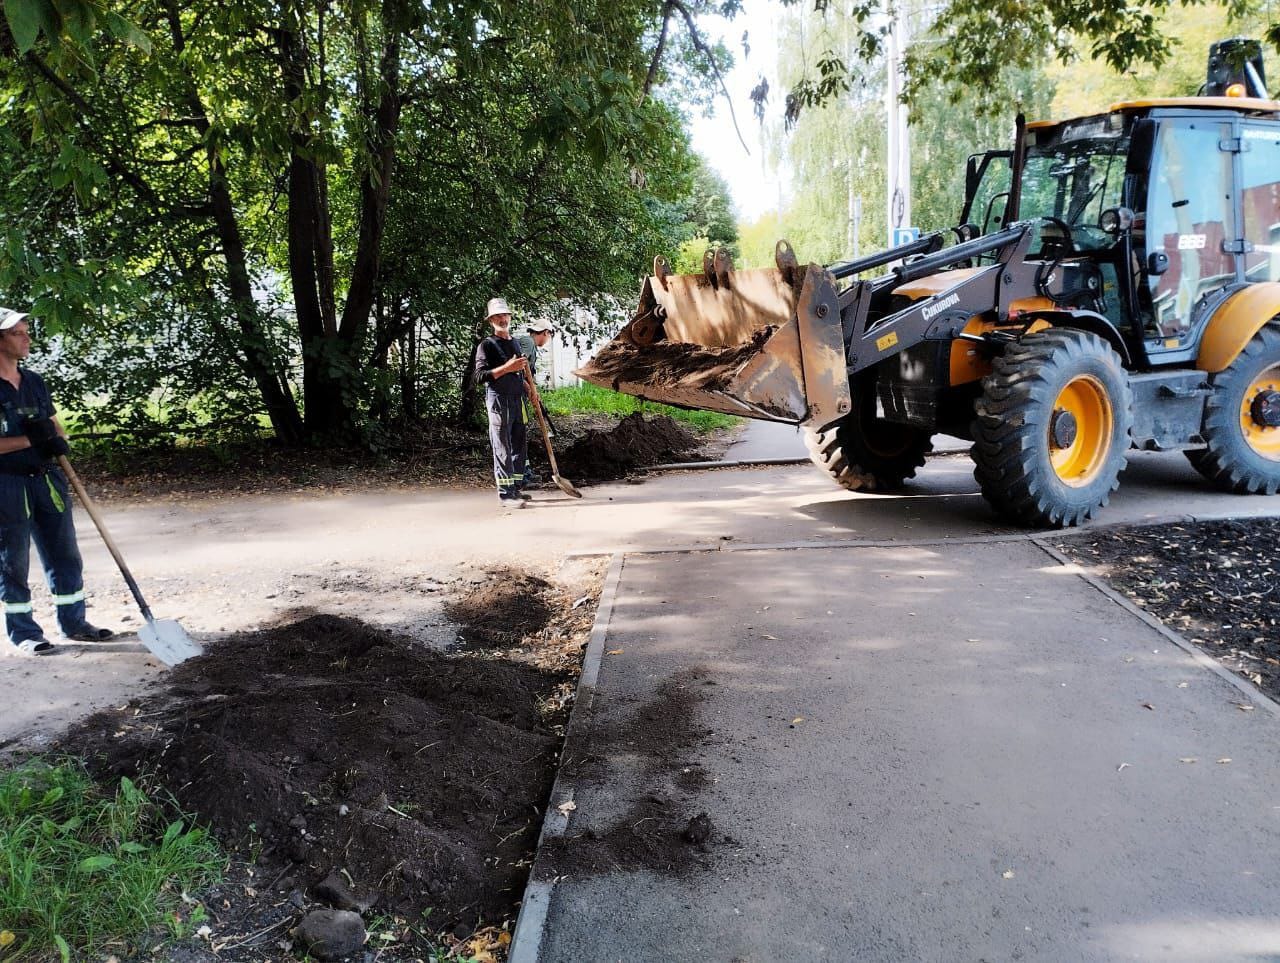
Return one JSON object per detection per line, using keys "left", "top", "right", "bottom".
{"left": 579, "top": 38, "right": 1280, "bottom": 527}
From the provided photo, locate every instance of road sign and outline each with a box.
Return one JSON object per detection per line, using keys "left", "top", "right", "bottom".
{"left": 891, "top": 227, "right": 920, "bottom": 247}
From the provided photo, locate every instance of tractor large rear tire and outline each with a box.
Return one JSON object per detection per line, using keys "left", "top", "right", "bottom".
{"left": 972, "top": 329, "right": 1133, "bottom": 528}
{"left": 1185, "top": 324, "right": 1280, "bottom": 494}
{"left": 804, "top": 388, "right": 932, "bottom": 491}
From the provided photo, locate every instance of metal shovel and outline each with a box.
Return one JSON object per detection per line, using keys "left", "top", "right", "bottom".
{"left": 57, "top": 455, "right": 202, "bottom": 666}
{"left": 522, "top": 368, "right": 582, "bottom": 498}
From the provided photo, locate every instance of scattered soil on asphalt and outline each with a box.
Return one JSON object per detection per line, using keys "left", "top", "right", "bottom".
{"left": 1055, "top": 518, "right": 1280, "bottom": 701}
{"left": 541, "top": 666, "right": 725, "bottom": 880}
{"left": 54, "top": 565, "right": 602, "bottom": 961}
{"left": 555, "top": 413, "right": 703, "bottom": 483}
{"left": 579, "top": 327, "right": 775, "bottom": 391}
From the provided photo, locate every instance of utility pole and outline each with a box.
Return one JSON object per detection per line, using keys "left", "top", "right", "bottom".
{"left": 884, "top": 0, "right": 911, "bottom": 246}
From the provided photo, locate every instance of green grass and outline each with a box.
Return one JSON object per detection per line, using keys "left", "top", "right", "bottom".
{"left": 0, "top": 758, "right": 223, "bottom": 961}
{"left": 541, "top": 382, "right": 739, "bottom": 433}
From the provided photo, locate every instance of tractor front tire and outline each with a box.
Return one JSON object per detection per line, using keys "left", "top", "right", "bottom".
{"left": 804, "top": 391, "right": 932, "bottom": 491}
{"left": 1186, "top": 324, "right": 1280, "bottom": 494}
{"left": 972, "top": 329, "right": 1133, "bottom": 528}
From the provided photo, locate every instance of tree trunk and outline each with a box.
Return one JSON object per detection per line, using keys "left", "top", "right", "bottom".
{"left": 163, "top": 0, "right": 304, "bottom": 445}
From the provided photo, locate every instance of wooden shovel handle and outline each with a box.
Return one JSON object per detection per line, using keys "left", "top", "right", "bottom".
{"left": 522, "top": 368, "right": 563, "bottom": 477}
{"left": 57, "top": 455, "right": 154, "bottom": 622}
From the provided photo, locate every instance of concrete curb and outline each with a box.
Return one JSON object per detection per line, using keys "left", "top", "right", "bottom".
{"left": 644, "top": 444, "right": 971, "bottom": 474}
{"left": 509, "top": 551, "right": 626, "bottom": 963}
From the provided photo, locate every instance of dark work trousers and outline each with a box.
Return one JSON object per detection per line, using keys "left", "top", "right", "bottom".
{"left": 487, "top": 391, "right": 528, "bottom": 499}
{"left": 0, "top": 469, "right": 89, "bottom": 644}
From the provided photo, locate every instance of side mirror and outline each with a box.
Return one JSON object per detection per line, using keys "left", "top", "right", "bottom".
{"left": 1100, "top": 206, "right": 1135, "bottom": 235}
{"left": 1147, "top": 251, "right": 1170, "bottom": 276}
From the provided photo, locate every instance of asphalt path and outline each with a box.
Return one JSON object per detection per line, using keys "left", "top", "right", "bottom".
{"left": 525, "top": 540, "right": 1280, "bottom": 962}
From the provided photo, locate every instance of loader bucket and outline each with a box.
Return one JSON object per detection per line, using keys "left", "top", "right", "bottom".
{"left": 577, "top": 247, "right": 852, "bottom": 428}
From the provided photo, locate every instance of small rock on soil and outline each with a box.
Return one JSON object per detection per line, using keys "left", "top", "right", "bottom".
{"left": 294, "top": 908, "right": 366, "bottom": 960}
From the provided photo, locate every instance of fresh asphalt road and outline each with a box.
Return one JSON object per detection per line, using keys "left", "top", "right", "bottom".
{"left": 529, "top": 537, "right": 1280, "bottom": 960}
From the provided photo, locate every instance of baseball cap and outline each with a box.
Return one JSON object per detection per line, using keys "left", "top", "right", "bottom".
{"left": 0, "top": 308, "right": 29, "bottom": 330}
{"left": 527, "top": 320, "right": 555, "bottom": 333}
{"left": 486, "top": 297, "right": 512, "bottom": 320}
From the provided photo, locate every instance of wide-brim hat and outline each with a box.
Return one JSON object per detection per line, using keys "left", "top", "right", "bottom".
{"left": 486, "top": 297, "right": 512, "bottom": 320}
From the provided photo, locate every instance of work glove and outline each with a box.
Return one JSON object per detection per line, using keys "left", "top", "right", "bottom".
{"left": 25, "top": 417, "right": 69, "bottom": 459}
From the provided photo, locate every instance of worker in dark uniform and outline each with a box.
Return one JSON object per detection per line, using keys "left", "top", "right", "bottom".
{"left": 474, "top": 298, "right": 531, "bottom": 510}
{"left": 0, "top": 307, "right": 114, "bottom": 655}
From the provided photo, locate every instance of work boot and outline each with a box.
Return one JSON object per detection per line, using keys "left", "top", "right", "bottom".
{"left": 499, "top": 496, "right": 527, "bottom": 511}
{"left": 63, "top": 624, "right": 115, "bottom": 642}
{"left": 13, "top": 638, "right": 54, "bottom": 656}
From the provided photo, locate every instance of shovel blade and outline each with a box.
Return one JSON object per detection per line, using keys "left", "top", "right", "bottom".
{"left": 554, "top": 474, "right": 583, "bottom": 498}
{"left": 139, "top": 618, "right": 203, "bottom": 666}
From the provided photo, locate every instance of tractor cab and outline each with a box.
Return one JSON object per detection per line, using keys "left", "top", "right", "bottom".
{"left": 963, "top": 38, "right": 1280, "bottom": 371}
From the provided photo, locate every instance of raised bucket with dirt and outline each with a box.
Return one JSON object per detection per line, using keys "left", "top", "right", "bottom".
{"left": 576, "top": 247, "right": 852, "bottom": 428}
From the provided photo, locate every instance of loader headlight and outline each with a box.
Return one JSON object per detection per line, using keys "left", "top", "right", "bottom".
{"left": 1100, "top": 206, "right": 1135, "bottom": 235}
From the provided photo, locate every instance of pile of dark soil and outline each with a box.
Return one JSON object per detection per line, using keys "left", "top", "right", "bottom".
{"left": 579, "top": 327, "right": 774, "bottom": 391}
{"left": 1055, "top": 518, "right": 1280, "bottom": 700}
{"left": 444, "top": 568, "right": 555, "bottom": 650}
{"left": 555, "top": 412, "right": 702, "bottom": 483}
{"left": 58, "top": 612, "right": 573, "bottom": 945}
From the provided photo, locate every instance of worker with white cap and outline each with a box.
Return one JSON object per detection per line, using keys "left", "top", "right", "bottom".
{"left": 473, "top": 297, "right": 531, "bottom": 509}
{"left": 0, "top": 307, "right": 114, "bottom": 655}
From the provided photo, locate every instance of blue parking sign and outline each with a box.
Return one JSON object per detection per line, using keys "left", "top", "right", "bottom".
{"left": 891, "top": 227, "right": 920, "bottom": 247}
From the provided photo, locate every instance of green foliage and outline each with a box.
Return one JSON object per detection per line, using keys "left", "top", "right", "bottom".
{"left": 0, "top": 0, "right": 726, "bottom": 445}
{"left": 0, "top": 758, "right": 223, "bottom": 959}
{"left": 541, "top": 382, "right": 739, "bottom": 432}
{"left": 1047, "top": 3, "right": 1275, "bottom": 118}
{"left": 750, "top": 0, "right": 1054, "bottom": 266}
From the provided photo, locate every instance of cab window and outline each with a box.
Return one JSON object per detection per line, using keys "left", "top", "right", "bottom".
{"left": 1242, "top": 123, "right": 1280, "bottom": 283}
{"left": 1143, "top": 122, "right": 1236, "bottom": 339}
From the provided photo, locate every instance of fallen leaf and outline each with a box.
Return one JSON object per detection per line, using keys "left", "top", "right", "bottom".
{"left": 1001, "top": 870, "right": 1015, "bottom": 879}
{"left": 606, "top": 649, "right": 624, "bottom": 656}
{"left": 966, "top": 638, "right": 980, "bottom": 643}
{"left": 1179, "top": 757, "right": 1198, "bottom": 764}
{"left": 1236, "top": 703, "right": 1256, "bottom": 712}
{"left": 1141, "top": 702, "right": 1155, "bottom": 711}
{"left": 790, "top": 717, "right": 805, "bottom": 726}
{"left": 0, "top": 932, "right": 14, "bottom": 949}
{"left": 1217, "top": 758, "right": 1232, "bottom": 764}
{"left": 763, "top": 634, "right": 779, "bottom": 641}
{"left": 1177, "top": 682, "right": 1189, "bottom": 688}
{"left": 196, "top": 925, "right": 212, "bottom": 940}
{"left": 557, "top": 800, "right": 577, "bottom": 816}
{"left": 572, "top": 595, "right": 590, "bottom": 609}
{"left": 1117, "top": 763, "right": 1131, "bottom": 772}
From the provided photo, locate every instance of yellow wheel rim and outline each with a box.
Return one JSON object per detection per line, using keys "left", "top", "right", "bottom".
{"left": 1239, "top": 364, "right": 1280, "bottom": 461}
{"left": 1049, "top": 375, "right": 1113, "bottom": 487}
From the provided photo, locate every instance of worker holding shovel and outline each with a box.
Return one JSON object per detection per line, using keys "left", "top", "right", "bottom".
{"left": 0, "top": 308, "right": 114, "bottom": 656}
{"left": 475, "top": 298, "right": 533, "bottom": 510}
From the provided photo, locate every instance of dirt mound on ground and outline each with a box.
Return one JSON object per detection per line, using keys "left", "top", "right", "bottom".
{"left": 445, "top": 569, "right": 555, "bottom": 648}
{"left": 555, "top": 412, "right": 702, "bottom": 483}
{"left": 59, "top": 613, "right": 565, "bottom": 930}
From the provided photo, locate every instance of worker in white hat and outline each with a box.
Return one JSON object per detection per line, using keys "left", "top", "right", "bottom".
{"left": 0, "top": 307, "right": 114, "bottom": 655}
{"left": 473, "top": 297, "right": 531, "bottom": 509}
